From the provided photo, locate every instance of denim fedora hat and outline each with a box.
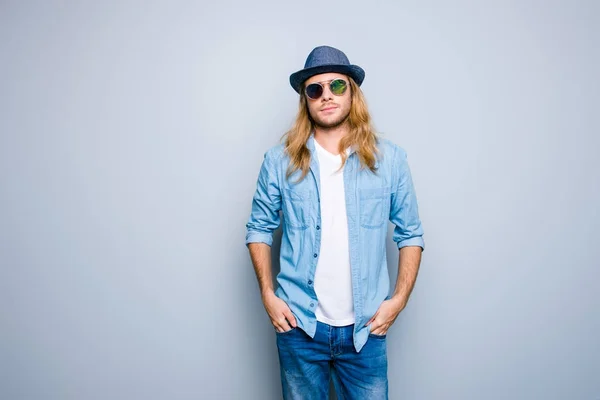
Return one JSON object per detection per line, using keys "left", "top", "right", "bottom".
{"left": 289, "top": 45, "right": 365, "bottom": 94}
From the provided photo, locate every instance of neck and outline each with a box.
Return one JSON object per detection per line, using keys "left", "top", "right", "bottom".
{"left": 313, "top": 121, "right": 349, "bottom": 155}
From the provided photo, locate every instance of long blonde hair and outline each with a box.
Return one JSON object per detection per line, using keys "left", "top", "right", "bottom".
{"left": 282, "top": 77, "right": 379, "bottom": 182}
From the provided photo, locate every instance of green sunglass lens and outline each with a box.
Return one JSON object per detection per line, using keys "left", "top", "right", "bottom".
{"left": 330, "top": 79, "right": 347, "bottom": 95}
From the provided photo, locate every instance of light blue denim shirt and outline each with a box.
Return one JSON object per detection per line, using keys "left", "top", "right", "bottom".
{"left": 246, "top": 134, "right": 424, "bottom": 352}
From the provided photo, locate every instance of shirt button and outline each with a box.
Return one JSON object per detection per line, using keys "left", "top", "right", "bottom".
{"left": 313, "top": 253, "right": 318, "bottom": 258}
{"left": 308, "top": 280, "right": 313, "bottom": 285}
{"left": 316, "top": 225, "right": 320, "bottom": 230}
{"left": 310, "top": 303, "right": 314, "bottom": 307}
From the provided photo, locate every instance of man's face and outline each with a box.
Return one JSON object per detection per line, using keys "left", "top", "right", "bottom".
{"left": 304, "top": 72, "right": 352, "bottom": 130}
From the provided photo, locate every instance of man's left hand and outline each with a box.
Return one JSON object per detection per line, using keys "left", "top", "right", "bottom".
{"left": 364, "top": 298, "right": 405, "bottom": 335}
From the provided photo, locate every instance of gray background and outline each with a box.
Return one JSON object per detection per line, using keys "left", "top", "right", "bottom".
{"left": 1, "top": 1, "right": 598, "bottom": 399}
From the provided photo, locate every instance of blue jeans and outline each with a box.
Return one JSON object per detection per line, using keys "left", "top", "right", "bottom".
{"left": 276, "top": 321, "right": 388, "bottom": 399}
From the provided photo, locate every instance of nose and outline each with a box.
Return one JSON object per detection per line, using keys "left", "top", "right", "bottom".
{"left": 320, "top": 84, "right": 333, "bottom": 101}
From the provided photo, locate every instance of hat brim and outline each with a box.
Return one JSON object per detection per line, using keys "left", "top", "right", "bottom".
{"left": 289, "top": 64, "right": 365, "bottom": 94}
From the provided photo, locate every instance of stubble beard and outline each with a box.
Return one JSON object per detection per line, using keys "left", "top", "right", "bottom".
{"left": 311, "top": 108, "right": 351, "bottom": 130}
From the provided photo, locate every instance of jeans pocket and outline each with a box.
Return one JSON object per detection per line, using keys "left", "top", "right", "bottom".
{"left": 276, "top": 326, "right": 298, "bottom": 336}
{"left": 368, "top": 332, "right": 387, "bottom": 339}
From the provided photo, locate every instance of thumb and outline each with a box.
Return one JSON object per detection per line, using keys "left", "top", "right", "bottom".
{"left": 284, "top": 309, "right": 297, "bottom": 328}
{"left": 365, "top": 312, "right": 377, "bottom": 327}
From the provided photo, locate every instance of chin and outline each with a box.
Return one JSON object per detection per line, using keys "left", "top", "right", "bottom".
{"left": 316, "top": 117, "right": 348, "bottom": 129}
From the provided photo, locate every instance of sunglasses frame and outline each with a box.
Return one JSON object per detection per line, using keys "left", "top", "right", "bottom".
{"left": 304, "top": 78, "right": 349, "bottom": 100}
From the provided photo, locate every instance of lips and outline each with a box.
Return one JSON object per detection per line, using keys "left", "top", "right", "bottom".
{"left": 320, "top": 105, "right": 338, "bottom": 112}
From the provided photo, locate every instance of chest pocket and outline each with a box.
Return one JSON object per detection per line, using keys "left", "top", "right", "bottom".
{"left": 282, "top": 188, "right": 312, "bottom": 230}
{"left": 359, "top": 187, "right": 391, "bottom": 229}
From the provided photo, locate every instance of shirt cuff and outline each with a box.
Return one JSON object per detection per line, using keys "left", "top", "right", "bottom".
{"left": 245, "top": 231, "right": 273, "bottom": 247}
{"left": 397, "top": 236, "right": 425, "bottom": 251}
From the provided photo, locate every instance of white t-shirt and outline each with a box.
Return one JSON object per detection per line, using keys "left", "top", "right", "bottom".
{"left": 313, "top": 139, "right": 355, "bottom": 326}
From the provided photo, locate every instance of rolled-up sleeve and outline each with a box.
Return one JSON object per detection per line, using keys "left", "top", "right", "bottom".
{"left": 389, "top": 146, "right": 425, "bottom": 250}
{"left": 245, "top": 150, "right": 281, "bottom": 247}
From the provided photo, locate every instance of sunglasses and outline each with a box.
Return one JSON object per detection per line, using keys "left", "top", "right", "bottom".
{"left": 304, "top": 78, "right": 348, "bottom": 100}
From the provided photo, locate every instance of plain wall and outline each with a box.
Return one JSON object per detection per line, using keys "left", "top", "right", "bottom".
{"left": 1, "top": 1, "right": 598, "bottom": 399}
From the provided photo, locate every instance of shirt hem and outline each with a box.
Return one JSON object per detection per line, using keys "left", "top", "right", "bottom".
{"left": 316, "top": 315, "right": 356, "bottom": 327}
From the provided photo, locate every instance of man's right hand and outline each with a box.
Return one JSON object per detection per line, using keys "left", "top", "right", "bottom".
{"left": 262, "top": 291, "right": 297, "bottom": 333}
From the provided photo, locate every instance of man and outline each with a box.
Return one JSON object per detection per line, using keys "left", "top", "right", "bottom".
{"left": 245, "top": 45, "right": 424, "bottom": 399}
